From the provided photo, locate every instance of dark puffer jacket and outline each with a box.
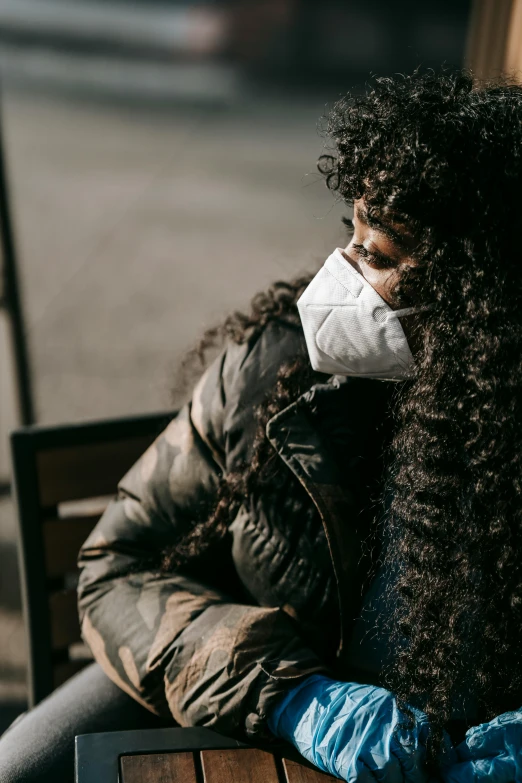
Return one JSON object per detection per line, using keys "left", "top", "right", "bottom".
{"left": 77, "top": 320, "right": 395, "bottom": 743}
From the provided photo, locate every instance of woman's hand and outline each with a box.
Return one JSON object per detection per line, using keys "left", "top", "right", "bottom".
{"left": 268, "top": 674, "right": 431, "bottom": 781}
{"left": 440, "top": 710, "right": 522, "bottom": 782}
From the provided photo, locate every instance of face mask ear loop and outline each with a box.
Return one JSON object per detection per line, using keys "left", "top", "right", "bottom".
{"left": 387, "top": 303, "right": 435, "bottom": 320}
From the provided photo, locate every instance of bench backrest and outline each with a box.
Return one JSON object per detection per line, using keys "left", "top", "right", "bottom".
{"left": 10, "top": 411, "right": 174, "bottom": 706}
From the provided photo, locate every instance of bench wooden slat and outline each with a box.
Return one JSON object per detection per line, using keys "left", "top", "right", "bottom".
{"left": 201, "top": 748, "right": 280, "bottom": 783}
{"left": 49, "top": 589, "right": 81, "bottom": 648}
{"left": 36, "top": 434, "right": 155, "bottom": 507}
{"left": 120, "top": 752, "right": 197, "bottom": 783}
{"left": 282, "top": 758, "right": 338, "bottom": 783}
{"left": 44, "top": 516, "right": 101, "bottom": 578}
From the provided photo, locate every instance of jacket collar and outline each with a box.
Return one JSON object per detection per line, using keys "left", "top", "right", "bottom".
{"left": 266, "top": 375, "right": 396, "bottom": 662}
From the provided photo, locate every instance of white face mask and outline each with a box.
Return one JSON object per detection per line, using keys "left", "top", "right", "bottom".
{"left": 297, "top": 248, "right": 420, "bottom": 380}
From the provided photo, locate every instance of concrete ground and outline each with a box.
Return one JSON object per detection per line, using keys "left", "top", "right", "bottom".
{"left": 0, "top": 84, "right": 346, "bottom": 729}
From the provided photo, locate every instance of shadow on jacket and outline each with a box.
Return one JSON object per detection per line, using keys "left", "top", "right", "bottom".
{"left": 77, "top": 320, "right": 396, "bottom": 743}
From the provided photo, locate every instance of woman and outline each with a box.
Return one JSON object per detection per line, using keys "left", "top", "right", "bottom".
{"left": 2, "top": 69, "right": 522, "bottom": 782}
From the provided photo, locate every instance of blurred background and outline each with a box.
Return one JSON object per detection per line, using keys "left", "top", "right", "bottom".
{"left": 0, "top": 0, "right": 519, "bottom": 733}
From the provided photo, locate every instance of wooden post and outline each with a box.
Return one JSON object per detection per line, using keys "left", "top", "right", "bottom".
{"left": 505, "top": 0, "right": 522, "bottom": 73}
{"left": 0, "top": 95, "right": 35, "bottom": 429}
{"left": 0, "top": 85, "right": 35, "bottom": 490}
{"left": 465, "top": 0, "right": 522, "bottom": 81}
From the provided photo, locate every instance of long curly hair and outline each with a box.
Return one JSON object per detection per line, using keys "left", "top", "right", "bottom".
{"left": 165, "top": 69, "right": 522, "bottom": 750}
{"left": 321, "top": 69, "right": 522, "bottom": 746}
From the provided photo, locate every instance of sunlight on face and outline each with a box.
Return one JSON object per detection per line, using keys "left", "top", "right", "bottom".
{"left": 342, "top": 198, "right": 417, "bottom": 308}
{"left": 340, "top": 198, "right": 424, "bottom": 354}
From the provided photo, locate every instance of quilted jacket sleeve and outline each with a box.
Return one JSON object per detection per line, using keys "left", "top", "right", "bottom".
{"left": 77, "top": 337, "right": 329, "bottom": 742}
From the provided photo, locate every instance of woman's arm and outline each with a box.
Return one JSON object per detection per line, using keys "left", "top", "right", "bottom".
{"left": 268, "top": 674, "right": 431, "bottom": 782}
{"left": 77, "top": 340, "right": 328, "bottom": 741}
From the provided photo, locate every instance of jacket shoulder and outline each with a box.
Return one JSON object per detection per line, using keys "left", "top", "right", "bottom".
{"left": 224, "top": 320, "right": 306, "bottom": 402}
{"left": 192, "top": 320, "right": 306, "bottom": 471}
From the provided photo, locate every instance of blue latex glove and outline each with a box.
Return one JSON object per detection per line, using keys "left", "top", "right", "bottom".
{"left": 441, "top": 710, "right": 522, "bottom": 782}
{"left": 268, "top": 674, "right": 431, "bottom": 782}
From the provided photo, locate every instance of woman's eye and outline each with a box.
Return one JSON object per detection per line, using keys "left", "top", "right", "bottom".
{"left": 352, "top": 242, "right": 396, "bottom": 270}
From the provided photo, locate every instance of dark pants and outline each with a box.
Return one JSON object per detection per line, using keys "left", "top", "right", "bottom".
{"left": 0, "top": 663, "right": 175, "bottom": 783}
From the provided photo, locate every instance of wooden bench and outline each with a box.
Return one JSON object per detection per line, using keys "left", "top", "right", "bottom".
{"left": 121, "top": 749, "right": 334, "bottom": 783}
{"left": 11, "top": 411, "right": 174, "bottom": 706}
{"left": 75, "top": 726, "right": 337, "bottom": 783}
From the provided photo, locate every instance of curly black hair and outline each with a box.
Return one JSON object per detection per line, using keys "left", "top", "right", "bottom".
{"left": 165, "top": 69, "right": 522, "bottom": 753}
{"left": 322, "top": 68, "right": 522, "bottom": 746}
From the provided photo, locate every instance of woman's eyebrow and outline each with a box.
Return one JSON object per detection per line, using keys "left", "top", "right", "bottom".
{"left": 355, "top": 204, "right": 411, "bottom": 252}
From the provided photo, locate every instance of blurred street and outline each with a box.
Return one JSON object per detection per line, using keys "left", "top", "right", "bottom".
{"left": 0, "top": 83, "right": 346, "bottom": 725}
